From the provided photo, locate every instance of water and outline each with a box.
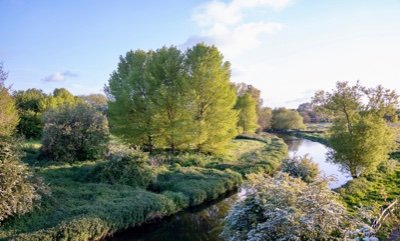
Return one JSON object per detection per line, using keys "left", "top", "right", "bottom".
{"left": 278, "top": 134, "right": 352, "bottom": 188}
{"left": 105, "top": 135, "right": 350, "bottom": 241}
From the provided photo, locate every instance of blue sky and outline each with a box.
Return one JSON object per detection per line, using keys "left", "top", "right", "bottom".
{"left": 1, "top": 0, "right": 400, "bottom": 107}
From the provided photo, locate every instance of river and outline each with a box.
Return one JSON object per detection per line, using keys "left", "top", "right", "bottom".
{"left": 105, "top": 135, "right": 351, "bottom": 241}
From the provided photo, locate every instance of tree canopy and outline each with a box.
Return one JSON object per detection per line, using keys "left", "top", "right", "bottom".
{"left": 313, "top": 81, "right": 398, "bottom": 177}
{"left": 107, "top": 44, "right": 238, "bottom": 154}
{"left": 235, "top": 93, "right": 259, "bottom": 134}
{"left": 271, "top": 107, "right": 305, "bottom": 130}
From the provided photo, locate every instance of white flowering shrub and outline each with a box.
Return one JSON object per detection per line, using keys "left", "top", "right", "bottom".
{"left": 281, "top": 154, "right": 319, "bottom": 183}
{"left": 222, "top": 172, "right": 365, "bottom": 241}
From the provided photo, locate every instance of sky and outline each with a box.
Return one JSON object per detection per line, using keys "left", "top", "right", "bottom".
{"left": 1, "top": 0, "right": 400, "bottom": 108}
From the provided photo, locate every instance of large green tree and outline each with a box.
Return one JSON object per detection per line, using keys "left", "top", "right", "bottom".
{"left": 185, "top": 44, "right": 238, "bottom": 153}
{"left": 107, "top": 49, "right": 159, "bottom": 150}
{"left": 40, "top": 88, "right": 82, "bottom": 111}
{"left": 13, "top": 88, "right": 47, "bottom": 139}
{"left": 107, "top": 44, "right": 238, "bottom": 154}
{"left": 235, "top": 93, "right": 259, "bottom": 134}
{"left": 149, "top": 46, "right": 195, "bottom": 151}
{"left": 313, "top": 81, "right": 398, "bottom": 177}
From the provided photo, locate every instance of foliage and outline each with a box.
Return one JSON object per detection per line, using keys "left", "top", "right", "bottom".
{"left": 258, "top": 107, "right": 272, "bottom": 130}
{"left": 223, "top": 173, "right": 358, "bottom": 241}
{"left": 271, "top": 107, "right": 305, "bottom": 130}
{"left": 0, "top": 87, "right": 19, "bottom": 137}
{"left": 281, "top": 155, "right": 319, "bottom": 183}
{"left": 0, "top": 137, "right": 43, "bottom": 223}
{"left": 41, "top": 104, "right": 109, "bottom": 162}
{"left": 13, "top": 88, "right": 47, "bottom": 139}
{"left": 235, "top": 93, "right": 259, "bottom": 134}
{"left": 329, "top": 114, "right": 396, "bottom": 177}
{"left": 39, "top": 88, "right": 83, "bottom": 111}
{"left": 79, "top": 94, "right": 108, "bottom": 114}
{"left": 107, "top": 44, "right": 238, "bottom": 154}
{"left": 88, "top": 146, "right": 155, "bottom": 188}
{"left": 210, "top": 133, "right": 288, "bottom": 175}
{"left": 183, "top": 43, "right": 238, "bottom": 153}
{"left": 153, "top": 166, "right": 242, "bottom": 206}
{"left": 313, "top": 81, "right": 399, "bottom": 177}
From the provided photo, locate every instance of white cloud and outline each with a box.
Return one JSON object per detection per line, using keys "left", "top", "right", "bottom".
{"left": 187, "top": 0, "right": 291, "bottom": 57}
{"left": 43, "top": 71, "right": 78, "bottom": 82}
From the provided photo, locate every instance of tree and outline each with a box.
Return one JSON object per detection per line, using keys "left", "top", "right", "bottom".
{"left": 313, "top": 81, "right": 398, "bottom": 177}
{"left": 80, "top": 94, "right": 108, "bottom": 114}
{"left": 235, "top": 93, "right": 259, "bottom": 133}
{"left": 149, "top": 46, "right": 195, "bottom": 151}
{"left": 13, "top": 88, "right": 47, "bottom": 139}
{"left": 107, "top": 44, "right": 238, "bottom": 154}
{"left": 223, "top": 173, "right": 357, "bottom": 241}
{"left": 185, "top": 44, "right": 238, "bottom": 153}
{"left": 0, "top": 64, "right": 19, "bottom": 137}
{"left": 41, "top": 104, "right": 109, "bottom": 162}
{"left": 258, "top": 107, "right": 272, "bottom": 130}
{"left": 40, "top": 88, "right": 82, "bottom": 111}
{"left": 271, "top": 107, "right": 305, "bottom": 130}
{"left": 107, "top": 50, "right": 157, "bottom": 150}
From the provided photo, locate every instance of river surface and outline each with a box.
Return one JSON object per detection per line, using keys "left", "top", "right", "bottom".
{"left": 105, "top": 135, "right": 351, "bottom": 241}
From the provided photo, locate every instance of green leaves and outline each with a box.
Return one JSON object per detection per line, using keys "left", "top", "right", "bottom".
{"left": 107, "top": 44, "right": 238, "bottom": 154}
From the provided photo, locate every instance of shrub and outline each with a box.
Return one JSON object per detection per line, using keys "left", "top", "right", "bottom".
{"left": 0, "top": 137, "right": 43, "bottom": 223}
{"left": 223, "top": 173, "right": 362, "bottom": 241}
{"left": 41, "top": 104, "right": 109, "bottom": 162}
{"left": 281, "top": 155, "right": 319, "bottom": 183}
{"left": 88, "top": 146, "right": 155, "bottom": 188}
{"left": 0, "top": 87, "right": 19, "bottom": 137}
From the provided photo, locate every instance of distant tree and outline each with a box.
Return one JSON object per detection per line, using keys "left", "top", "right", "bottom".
{"left": 185, "top": 44, "right": 238, "bottom": 153}
{"left": 41, "top": 104, "right": 109, "bottom": 162}
{"left": 40, "top": 88, "right": 82, "bottom": 111}
{"left": 0, "top": 65, "right": 19, "bottom": 137}
{"left": 235, "top": 93, "right": 259, "bottom": 133}
{"left": 313, "top": 81, "right": 398, "bottom": 177}
{"left": 258, "top": 107, "right": 272, "bottom": 130}
{"left": 13, "top": 88, "right": 47, "bottom": 139}
{"left": 223, "top": 173, "right": 357, "bottom": 241}
{"left": 80, "top": 93, "right": 108, "bottom": 114}
{"left": 271, "top": 107, "right": 305, "bottom": 130}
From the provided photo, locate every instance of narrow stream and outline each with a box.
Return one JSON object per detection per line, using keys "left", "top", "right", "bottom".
{"left": 105, "top": 135, "right": 351, "bottom": 241}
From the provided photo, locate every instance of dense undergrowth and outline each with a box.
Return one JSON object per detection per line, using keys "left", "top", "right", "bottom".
{"left": 0, "top": 134, "right": 287, "bottom": 241}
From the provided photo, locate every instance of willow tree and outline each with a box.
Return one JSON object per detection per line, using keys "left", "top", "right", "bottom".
{"left": 107, "top": 50, "right": 157, "bottom": 150}
{"left": 149, "top": 46, "right": 195, "bottom": 151}
{"left": 235, "top": 93, "right": 259, "bottom": 134}
{"left": 185, "top": 44, "right": 238, "bottom": 153}
{"left": 313, "top": 81, "right": 398, "bottom": 177}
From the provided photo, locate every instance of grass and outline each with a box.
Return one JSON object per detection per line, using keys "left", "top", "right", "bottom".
{"left": 0, "top": 134, "right": 287, "bottom": 241}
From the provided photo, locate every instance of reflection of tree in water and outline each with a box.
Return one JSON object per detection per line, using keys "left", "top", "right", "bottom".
{"left": 107, "top": 192, "right": 240, "bottom": 241}
{"left": 283, "top": 137, "right": 303, "bottom": 153}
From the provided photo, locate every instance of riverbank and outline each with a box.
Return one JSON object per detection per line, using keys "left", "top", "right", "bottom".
{"left": 0, "top": 134, "right": 287, "bottom": 241}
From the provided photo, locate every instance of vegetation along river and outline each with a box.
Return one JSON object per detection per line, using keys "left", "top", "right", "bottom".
{"left": 105, "top": 135, "right": 351, "bottom": 241}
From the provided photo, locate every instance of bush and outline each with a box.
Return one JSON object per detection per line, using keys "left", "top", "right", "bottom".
{"left": 88, "top": 146, "right": 155, "bottom": 188}
{"left": 281, "top": 155, "right": 319, "bottom": 182}
{"left": 223, "top": 173, "right": 361, "bottom": 241}
{"left": 271, "top": 107, "right": 305, "bottom": 130}
{"left": 0, "top": 87, "right": 19, "bottom": 137}
{"left": 41, "top": 104, "right": 109, "bottom": 162}
{"left": 0, "top": 137, "right": 43, "bottom": 223}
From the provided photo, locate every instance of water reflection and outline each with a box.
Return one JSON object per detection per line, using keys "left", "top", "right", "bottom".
{"left": 278, "top": 135, "right": 352, "bottom": 188}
